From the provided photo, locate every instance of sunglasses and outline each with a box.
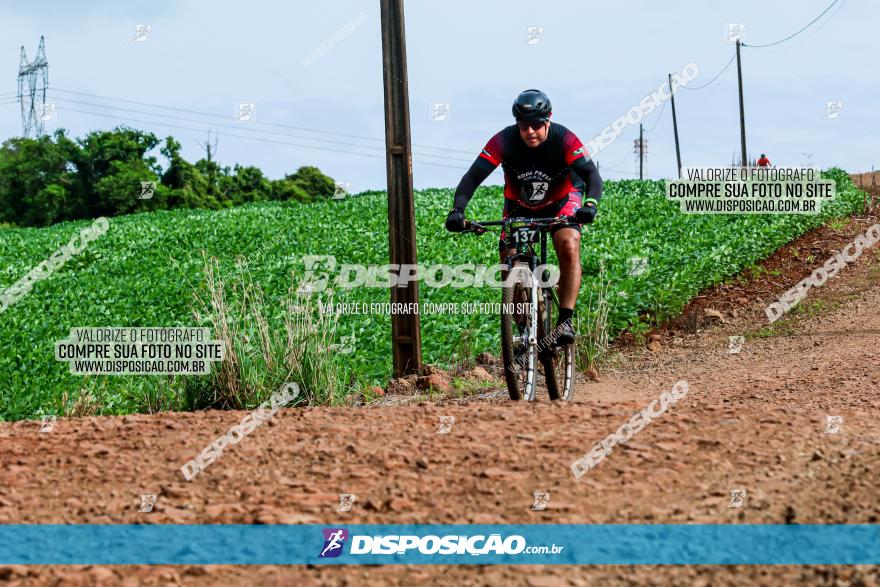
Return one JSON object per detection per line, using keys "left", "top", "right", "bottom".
{"left": 517, "top": 120, "right": 547, "bottom": 131}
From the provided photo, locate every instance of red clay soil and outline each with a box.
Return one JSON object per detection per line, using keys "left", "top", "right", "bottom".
{"left": 1, "top": 214, "right": 879, "bottom": 586}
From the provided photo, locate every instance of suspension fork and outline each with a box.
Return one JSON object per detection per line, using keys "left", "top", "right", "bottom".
{"left": 537, "top": 228, "right": 555, "bottom": 356}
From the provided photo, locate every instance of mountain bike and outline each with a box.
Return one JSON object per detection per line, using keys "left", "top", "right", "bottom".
{"left": 461, "top": 215, "right": 578, "bottom": 401}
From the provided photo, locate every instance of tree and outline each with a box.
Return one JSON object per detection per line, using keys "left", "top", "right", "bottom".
{"left": 0, "top": 133, "right": 72, "bottom": 226}
{"left": 75, "top": 126, "right": 162, "bottom": 217}
{"left": 160, "top": 136, "right": 222, "bottom": 210}
{"left": 271, "top": 178, "right": 312, "bottom": 203}
{"left": 94, "top": 159, "right": 162, "bottom": 216}
{"left": 0, "top": 126, "right": 337, "bottom": 226}
{"left": 286, "top": 165, "right": 335, "bottom": 199}
{"left": 228, "top": 164, "right": 272, "bottom": 206}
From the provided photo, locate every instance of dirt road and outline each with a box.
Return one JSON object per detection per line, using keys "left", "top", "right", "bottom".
{"left": 1, "top": 216, "right": 879, "bottom": 586}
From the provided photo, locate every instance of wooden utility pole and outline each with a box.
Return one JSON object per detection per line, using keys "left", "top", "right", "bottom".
{"left": 736, "top": 40, "right": 747, "bottom": 167}
{"left": 380, "top": 0, "right": 422, "bottom": 377}
{"left": 668, "top": 73, "right": 682, "bottom": 178}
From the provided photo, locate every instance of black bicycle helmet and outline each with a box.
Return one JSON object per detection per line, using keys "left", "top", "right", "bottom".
{"left": 512, "top": 89, "right": 552, "bottom": 121}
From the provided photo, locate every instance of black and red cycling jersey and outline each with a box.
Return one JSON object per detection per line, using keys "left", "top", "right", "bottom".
{"left": 452, "top": 121, "right": 603, "bottom": 212}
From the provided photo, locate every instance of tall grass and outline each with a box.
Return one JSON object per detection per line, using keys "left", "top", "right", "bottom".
{"left": 576, "top": 261, "right": 612, "bottom": 375}
{"left": 192, "top": 255, "right": 350, "bottom": 407}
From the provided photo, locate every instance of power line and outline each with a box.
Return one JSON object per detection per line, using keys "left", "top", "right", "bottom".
{"left": 602, "top": 168, "right": 643, "bottom": 178}
{"left": 755, "top": 0, "right": 848, "bottom": 53}
{"left": 3, "top": 91, "right": 472, "bottom": 166}
{"left": 49, "top": 87, "right": 475, "bottom": 156}
{"left": 680, "top": 54, "right": 736, "bottom": 91}
{"left": 48, "top": 95, "right": 472, "bottom": 164}
{"left": 52, "top": 105, "right": 465, "bottom": 170}
{"left": 597, "top": 150, "right": 637, "bottom": 172}
{"left": 742, "top": 0, "right": 841, "bottom": 48}
{"left": 643, "top": 98, "right": 667, "bottom": 133}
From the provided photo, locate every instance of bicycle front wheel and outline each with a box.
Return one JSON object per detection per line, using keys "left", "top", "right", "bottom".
{"left": 500, "top": 263, "right": 537, "bottom": 401}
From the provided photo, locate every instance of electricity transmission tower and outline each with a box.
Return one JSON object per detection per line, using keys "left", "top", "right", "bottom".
{"left": 18, "top": 35, "right": 49, "bottom": 137}
{"left": 633, "top": 125, "right": 648, "bottom": 179}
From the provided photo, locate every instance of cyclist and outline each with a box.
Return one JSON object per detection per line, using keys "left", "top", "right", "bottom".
{"left": 757, "top": 153, "right": 771, "bottom": 167}
{"left": 444, "top": 89, "right": 603, "bottom": 346}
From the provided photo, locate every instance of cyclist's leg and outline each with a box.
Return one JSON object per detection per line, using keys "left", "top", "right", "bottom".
{"left": 551, "top": 226, "right": 582, "bottom": 310}
{"left": 550, "top": 192, "right": 584, "bottom": 334}
{"left": 499, "top": 198, "right": 516, "bottom": 265}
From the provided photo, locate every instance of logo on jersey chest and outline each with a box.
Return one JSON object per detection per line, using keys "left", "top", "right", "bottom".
{"left": 516, "top": 170, "right": 552, "bottom": 202}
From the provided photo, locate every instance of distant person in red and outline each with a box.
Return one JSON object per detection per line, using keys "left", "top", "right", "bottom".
{"left": 757, "top": 154, "right": 771, "bottom": 167}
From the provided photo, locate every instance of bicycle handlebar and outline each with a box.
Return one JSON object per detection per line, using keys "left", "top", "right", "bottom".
{"left": 461, "top": 215, "right": 578, "bottom": 235}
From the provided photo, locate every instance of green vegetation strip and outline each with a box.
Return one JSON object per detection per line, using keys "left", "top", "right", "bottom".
{"left": 0, "top": 169, "right": 865, "bottom": 419}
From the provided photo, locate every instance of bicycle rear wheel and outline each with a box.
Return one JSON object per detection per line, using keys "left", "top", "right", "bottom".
{"left": 501, "top": 263, "right": 537, "bottom": 401}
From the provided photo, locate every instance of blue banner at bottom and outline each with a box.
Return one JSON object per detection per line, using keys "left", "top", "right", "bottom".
{"left": 0, "top": 524, "right": 877, "bottom": 565}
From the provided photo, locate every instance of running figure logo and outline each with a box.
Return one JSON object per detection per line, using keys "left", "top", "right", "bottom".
{"left": 319, "top": 528, "right": 349, "bottom": 558}
{"left": 825, "top": 415, "right": 843, "bottom": 434}
{"left": 139, "top": 181, "right": 156, "bottom": 200}
{"left": 728, "top": 489, "right": 747, "bottom": 508}
{"left": 524, "top": 181, "right": 549, "bottom": 202}
{"left": 139, "top": 494, "right": 157, "bottom": 513}
{"left": 39, "top": 415, "right": 57, "bottom": 433}
{"left": 437, "top": 415, "right": 455, "bottom": 434}
{"left": 532, "top": 492, "right": 550, "bottom": 511}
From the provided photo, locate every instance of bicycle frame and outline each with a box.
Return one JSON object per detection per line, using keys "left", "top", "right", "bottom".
{"left": 460, "top": 214, "right": 579, "bottom": 401}
{"left": 468, "top": 216, "right": 569, "bottom": 346}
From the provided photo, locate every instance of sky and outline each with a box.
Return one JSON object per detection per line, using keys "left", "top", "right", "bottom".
{"left": 0, "top": 0, "right": 877, "bottom": 193}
